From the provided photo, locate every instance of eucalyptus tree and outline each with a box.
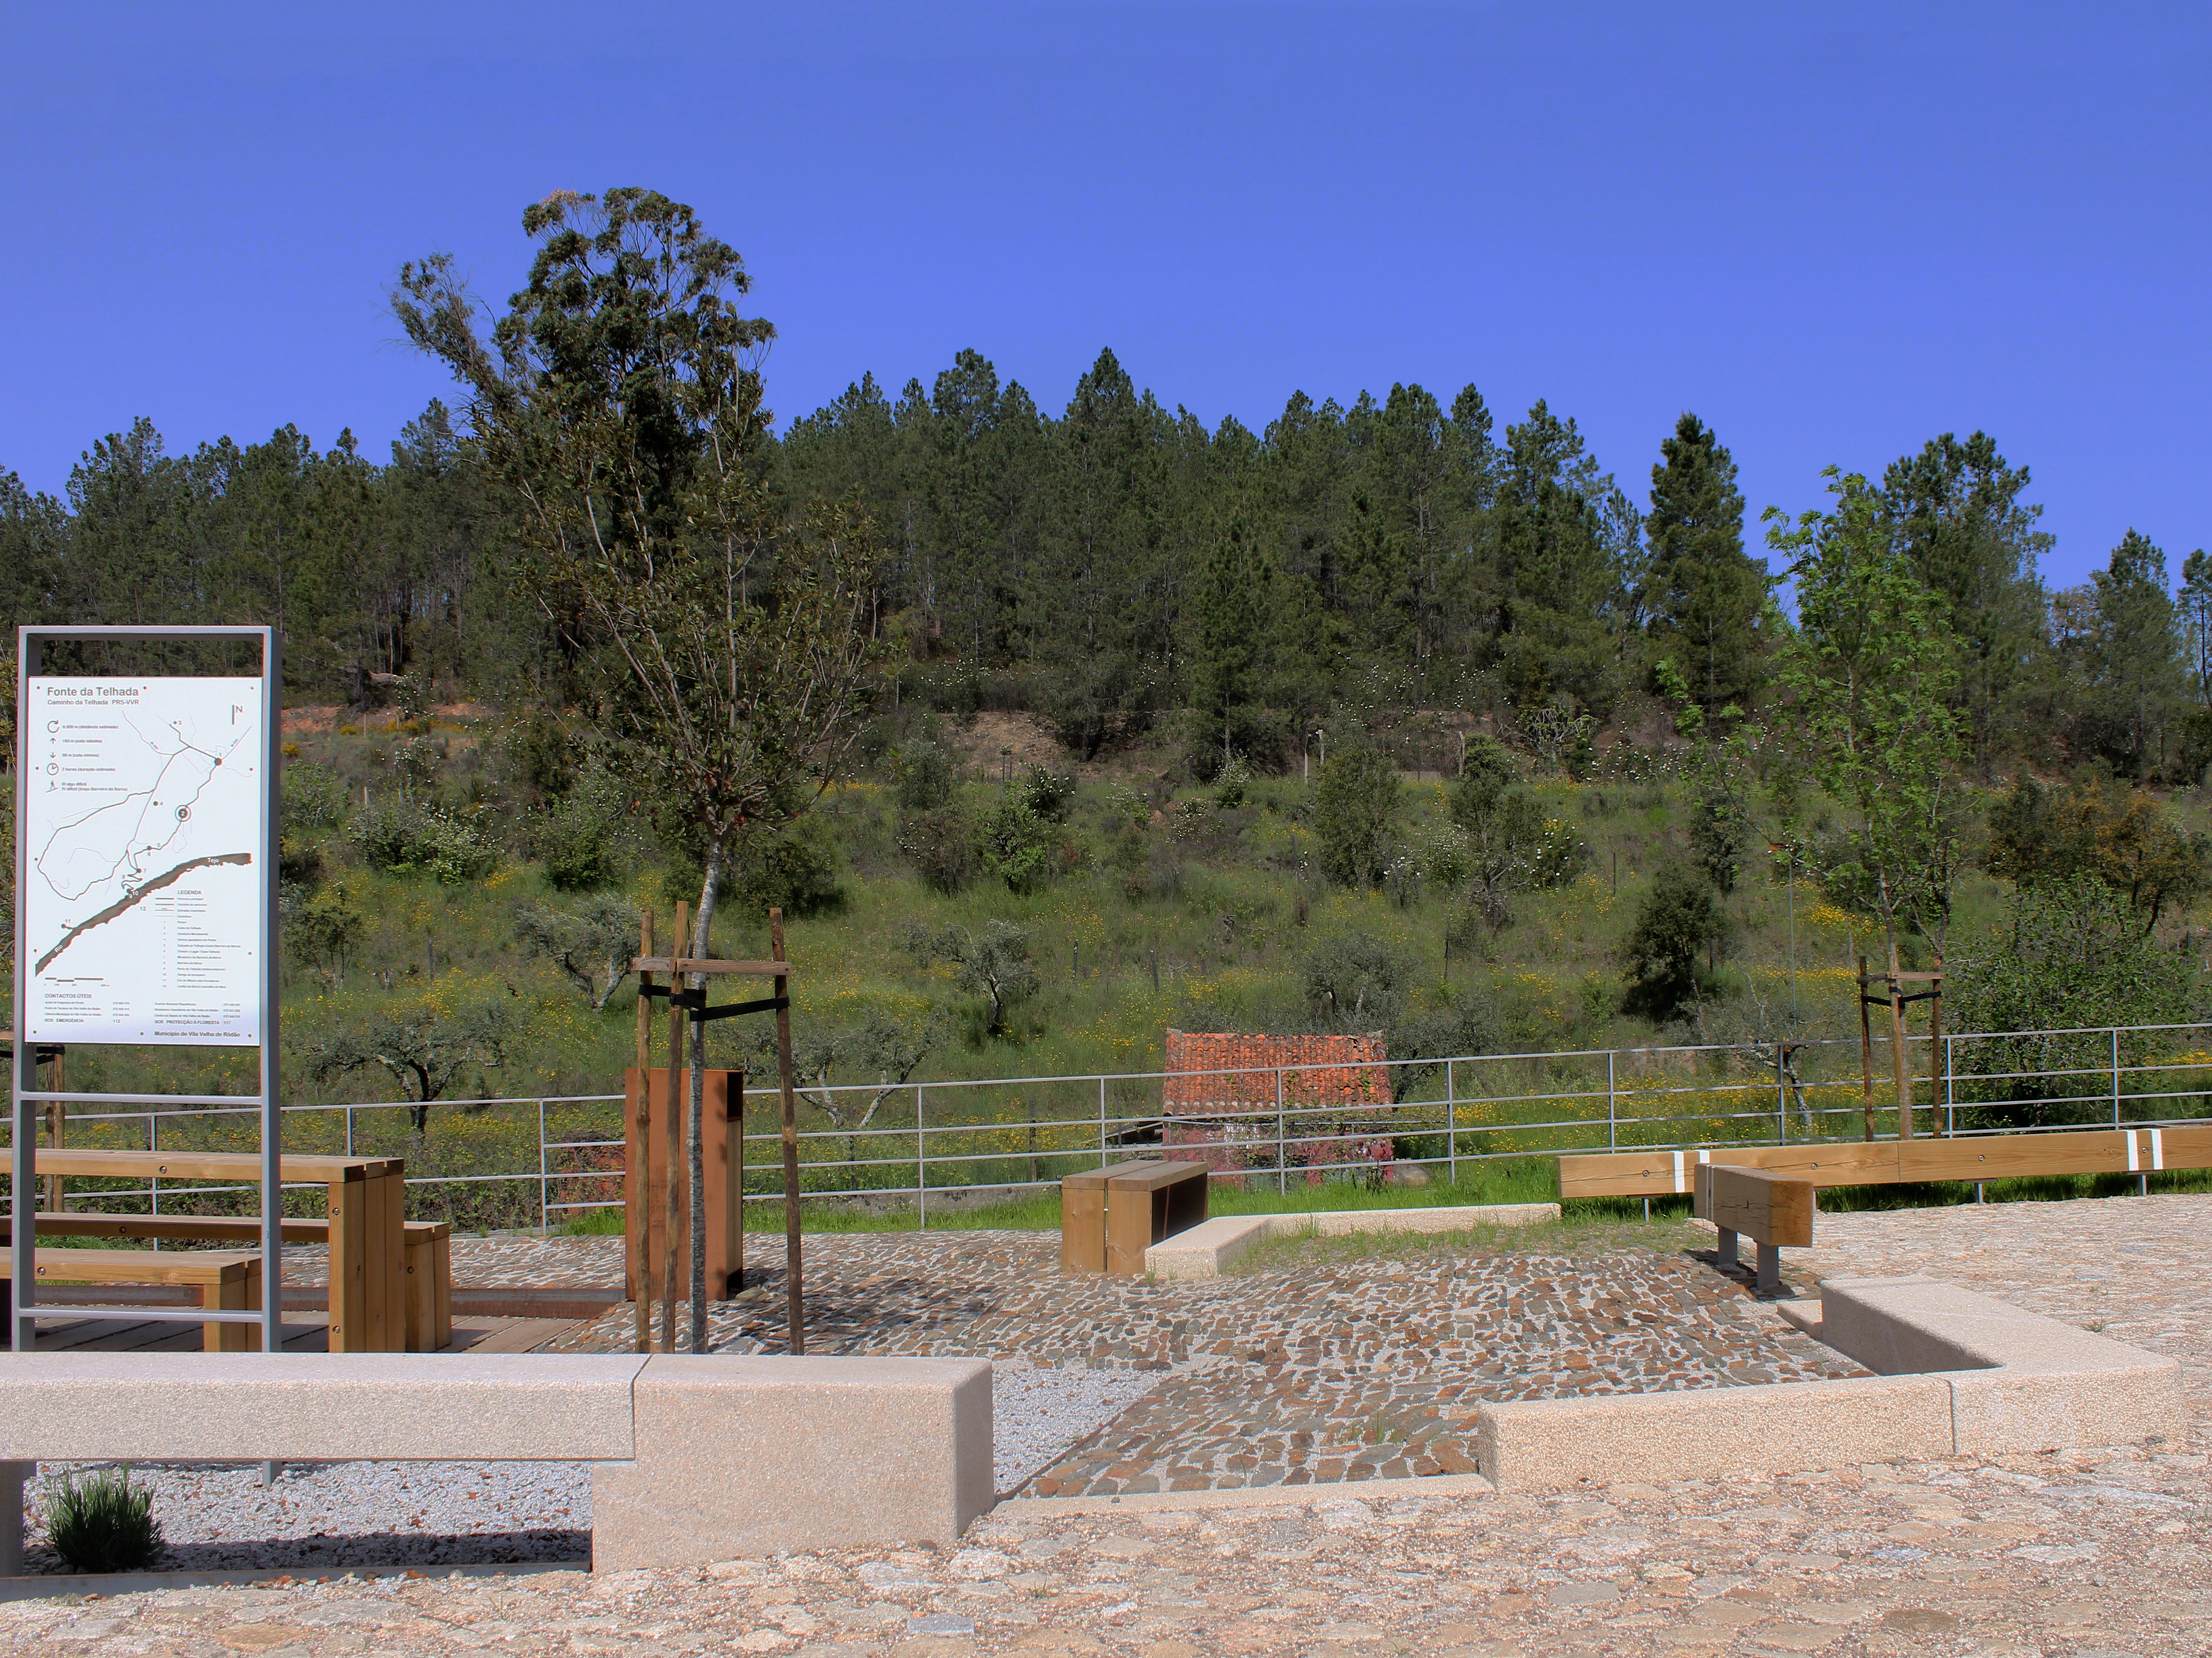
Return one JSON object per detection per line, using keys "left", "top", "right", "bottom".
{"left": 395, "top": 187, "right": 883, "bottom": 1348}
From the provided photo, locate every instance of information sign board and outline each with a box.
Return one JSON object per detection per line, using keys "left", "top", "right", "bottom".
{"left": 21, "top": 676, "right": 266, "bottom": 1045}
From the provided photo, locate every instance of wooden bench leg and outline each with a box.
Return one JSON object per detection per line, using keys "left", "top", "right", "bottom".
{"left": 434, "top": 1229, "right": 452, "bottom": 1351}
{"left": 205, "top": 1264, "right": 254, "bottom": 1353}
{"left": 377, "top": 1172, "right": 405, "bottom": 1351}
{"left": 329, "top": 1176, "right": 368, "bottom": 1353}
{"left": 1060, "top": 1187, "right": 1105, "bottom": 1273}
{"left": 404, "top": 1229, "right": 430, "bottom": 1353}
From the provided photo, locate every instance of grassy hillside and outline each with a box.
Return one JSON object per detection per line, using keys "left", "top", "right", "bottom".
{"left": 40, "top": 706, "right": 2212, "bottom": 1230}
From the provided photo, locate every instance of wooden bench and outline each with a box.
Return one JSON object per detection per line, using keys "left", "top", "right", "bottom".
{"left": 1060, "top": 1159, "right": 1209, "bottom": 1275}
{"left": 1692, "top": 1164, "right": 1813, "bottom": 1292}
{"left": 32, "top": 1151, "right": 412, "bottom": 1351}
{"left": 1, "top": 1214, "right": 451, "bottom": 1352}
{"left": 1558, "top": 1125, "right": 2212, "bottom": 1201}
{"left": 0, "top": 1248, "right": 262, "bottom": 1351}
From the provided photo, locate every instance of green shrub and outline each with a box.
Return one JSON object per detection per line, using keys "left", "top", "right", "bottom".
{"left": 896, "top": 740, "right": 957, "bottom": 813}
{"left": 728, "top": 817, "right": 846, "bottom": 920}
{"left": 1020, "top": 763, "right": 1077, "bottom": 822}
{"left": 351, "top": 801, "right": 501, "bottom": 885}
{"left": 980, "top": 794, "right": 1054, "bottom": 894}
{"left": 1314, "top": 746, "right": 1402, "bottom": 887}
{"left": 1621, "top": 860, "right": 1734, "bottom": 1019}
{"left": 44, "top": 1464, "right": 163, "bottom": 1573}
{"left": 900, "top": 804, "right": 978, "bottom": 893}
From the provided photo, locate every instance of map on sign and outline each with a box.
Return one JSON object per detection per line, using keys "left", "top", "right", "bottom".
{"left": 22, "top": 677, "right": 266, "bottom": 1046}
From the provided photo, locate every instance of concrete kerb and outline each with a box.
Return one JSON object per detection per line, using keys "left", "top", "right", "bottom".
{"left": 0, "top": 1352, "right": 994, "bottom": 1575}
{"left": 1144, "top": 1202, "right": 1562, "bottom": 1279}
{"left": 1474, "top": 1275, "right": 2183, "bottom": 1493}
{"left": 1005, "top": 1274, "right": 2185, "bottom": 1520}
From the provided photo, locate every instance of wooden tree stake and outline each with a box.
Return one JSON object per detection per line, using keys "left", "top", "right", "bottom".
{"left": 1858, "top": 955, "right": 1876, "bottom": 1142}
{"left": 1887, "top": 937, "right": 1913, "bottom": 1141}
{"left": 633, "top": 908, "right": 655, "bottom": 1355}
{"left": 770, "top": 908, "right": 804, "bottom": 1355}
{"left": 663, "top": 901, "right": 688, "bottom": 1353}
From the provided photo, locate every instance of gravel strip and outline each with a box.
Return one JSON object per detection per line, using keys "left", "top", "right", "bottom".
{"left": 12, "top": 1365, "right": 1165, "bottom": 1573}
{"left": 20, "top": 1461, "right": 588, "bottom": 1575}
{"left": 990, "top": 1363, "right": 1166, "bottom": 1497}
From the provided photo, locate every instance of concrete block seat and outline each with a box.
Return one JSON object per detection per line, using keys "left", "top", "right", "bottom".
{"left": 0, "top": 1351, "right": 993, "bottom": 1572}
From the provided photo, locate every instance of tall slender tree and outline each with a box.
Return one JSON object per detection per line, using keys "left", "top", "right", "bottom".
{"left": 1644, "top": 413, "right": 1763, "bottom": 718}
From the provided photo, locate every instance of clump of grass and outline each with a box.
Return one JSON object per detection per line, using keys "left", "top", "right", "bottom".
{"left": 561, "top": 1206, "right": 626, "bottom": 1236}
{"left": 43, "top": 1464, "right": 163, "bottom": 1573}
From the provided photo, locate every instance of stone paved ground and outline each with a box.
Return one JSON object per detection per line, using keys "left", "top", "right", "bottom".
{"left": 537, "top": 1231, "right": 1861, "bottom": 1495}
{"left": 47, "top": 1195, "right": 2195, "bottom": 1658}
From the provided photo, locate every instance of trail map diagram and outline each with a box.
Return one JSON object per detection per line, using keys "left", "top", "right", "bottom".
{"left": 23, "top": 678, "right": 264, "bottom": 1046}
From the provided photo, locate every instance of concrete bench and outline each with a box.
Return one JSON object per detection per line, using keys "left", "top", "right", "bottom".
{"left": 1060, "top": 1160, "right": 1208, "bottom": 1274}
{"left": 0, "top": 1351, "right": 992, "bottom": 1575}
{"left": 0, "top": 1249, "right": 262, "bottom": 1352}
{"left": 1691, "top": 1162, "right": 1813, "bottom": 1292}
{"left": 3, "top": 1214, "right": 453, "bottom": 1353}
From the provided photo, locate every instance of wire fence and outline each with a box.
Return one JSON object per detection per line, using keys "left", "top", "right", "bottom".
{"left": 17, "top": 1019, "right": 2212, "bottom": 1232}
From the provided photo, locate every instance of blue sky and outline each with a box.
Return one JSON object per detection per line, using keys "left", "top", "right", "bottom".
{"left": 5, "top": 3, "right": 2205, "bottom": 589}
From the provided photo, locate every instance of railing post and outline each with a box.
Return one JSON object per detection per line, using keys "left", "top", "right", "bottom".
{"left": 1098, "top": 1076, "right": 1108, "bottom": 1168}
{"left": 2112, "top": 1027, "right": 2122, "bottom": 1128}
{"left": 538, "top": 1099, "right": 549, "bottom": 1235}
{"left": 1606, "top": 1051, "right": 1616, "bottom": 1153}
{"left": 1445, "top": 1058, "right": 1456, "bottom": 1187}
{"left": 346, "top": 1104, "right": 355, "bottom": 1159}
{"left": 1944, "top": 1035, "right": 1955, "bottom": 1138}
{"left": 917, "top": 1084, "right": 927, "bottom": 1231}
{"left": 1276, "top": 1067, "right": 1287, "bottom": 1196}
{"left": 1777, "top": 1044, "right": 1787, "bottom": 1146}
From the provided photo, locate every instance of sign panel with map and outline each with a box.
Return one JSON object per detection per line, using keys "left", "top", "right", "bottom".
{"left": 22, "top": 677, "right": 265, "bottom": 1046}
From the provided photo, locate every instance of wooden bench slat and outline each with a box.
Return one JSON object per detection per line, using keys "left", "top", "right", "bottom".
{"left": 36, "top": 1150, "right": 400, "bottom": 1182}
{"left": 1, "top": 1248, "right": 257, "bottom": 1286}
{"left": 2, "top": 1214, "right": 448, "bottom": 1243}
{"left": 1559, "top": 1126, "right": 2209, "bottom": 1199}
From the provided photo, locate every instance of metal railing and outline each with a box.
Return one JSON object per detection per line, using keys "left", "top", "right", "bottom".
{"left": 17, "top": 1020, "right": 2212, "bottom": 1231}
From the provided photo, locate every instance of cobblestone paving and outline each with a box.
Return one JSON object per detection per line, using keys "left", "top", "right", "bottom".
{"left": 535, "top": 1232, "right": 1860, "bottom": 1495}
{"left": 14, "top": 1444, "right": 2205, "bottom": 1656}
{"left": 20, "top": 1195, "right": 2209, "bottom": 1656}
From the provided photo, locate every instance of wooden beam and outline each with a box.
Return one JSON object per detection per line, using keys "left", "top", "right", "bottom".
{"left": 34, "top": 1150, "right": 398, "bottom": 1182}
{"left": 1560, "top": 1126, "right": 2210, "bottom": 1199}
{"left": 630, "top": 958, "right": 801, "bottom": 978}
{"left": 1693, "top": 1163, "right": 1815, "bottom": 1248}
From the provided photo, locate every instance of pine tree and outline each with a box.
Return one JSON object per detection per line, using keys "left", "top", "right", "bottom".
{"left": 1644, "top": 413, "right": 1763, "bottom": 718}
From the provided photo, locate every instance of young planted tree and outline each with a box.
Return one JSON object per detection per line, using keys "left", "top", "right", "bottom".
{"left": 1769, "top": 470, "right": 1966, "bottom": 960}
{"left": 396, "top": 188, "right": 884, "bottom": 1348}
{"left": 1770, "top": 470, "right": 1966, "bottom": 1132}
